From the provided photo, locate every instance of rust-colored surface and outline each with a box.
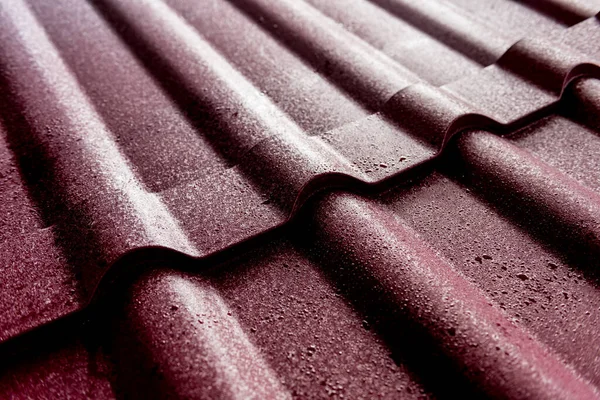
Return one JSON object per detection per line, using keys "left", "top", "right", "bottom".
{"left": 1, "top": 0, "right": 600, "bottom": 398}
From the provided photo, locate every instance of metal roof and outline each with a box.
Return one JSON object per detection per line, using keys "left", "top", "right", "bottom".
{"left": 1, "top": 0, "right": 600, "bottom": 398}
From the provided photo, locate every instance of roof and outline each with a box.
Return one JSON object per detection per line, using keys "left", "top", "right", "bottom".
{"left": 1, "top": 0, "right": 600, "bottom": 398}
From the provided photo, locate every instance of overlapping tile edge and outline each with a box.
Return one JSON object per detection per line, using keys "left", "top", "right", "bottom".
{"left": 0, "top": 0, "right": 599, "bottom": 340}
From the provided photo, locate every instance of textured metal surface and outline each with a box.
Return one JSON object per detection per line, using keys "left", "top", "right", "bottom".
{"left": 1, "top": 0, "right": 600, "bottom": 398}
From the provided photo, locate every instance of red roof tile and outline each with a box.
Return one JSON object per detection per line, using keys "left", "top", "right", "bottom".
{"left": 1, "top": 0, "right": 600, "bottom": 398}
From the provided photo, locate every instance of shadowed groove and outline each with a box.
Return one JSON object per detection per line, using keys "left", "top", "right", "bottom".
{"left": 443, "top": 130, "right": 600, "bottom": 279}
{"left": 26, "top": 0, "right": 231, "bottom": 194}
{"left": 306, "top": 192, "right": 600, "bottom": 400}
{"left": 516, "top": 0, "right": 600, "bottom": 25}
{"left": 160, "top": 0, "right": 371, "bottom": 135}
{"left": 0, "top": 0, "right": 198, "bottom": 294}
{"left": 227, "top": 0, "right": 420, "bottom": 110}
{"left": 563, "top": 78, "right": 600, "bottom": 131}
{"left": 90, "top": 0, "right": 365, "bottom": 185}
{"left": 368, "top": 0, "right": 513, "bottom": 65}
{"left": 90, "top": 0, "right": 300, "bottom": 162}
{"left": 305, "top": 0, "right": 482, "bottom": 86}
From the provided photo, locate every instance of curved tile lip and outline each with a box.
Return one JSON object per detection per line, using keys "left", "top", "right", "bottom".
{"left": 280, "top": 62, "right": 600, "bottom": 215}
{"left": 242, "top": 51, "right": 600, "bottom": 215}
{"left": 95, "top": 58, "right": 600, "bottom": 282}
{"left": 435, "top": 59, "right": 600, "bottom": 149}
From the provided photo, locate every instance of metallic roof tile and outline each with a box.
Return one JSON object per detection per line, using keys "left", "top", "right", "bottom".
{"left": 1, "top": 0, "right": 600, "bottom": 398}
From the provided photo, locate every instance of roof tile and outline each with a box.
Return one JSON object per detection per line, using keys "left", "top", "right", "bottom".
{"left": 1, "top": 0, "right": 600, "bottom": 398}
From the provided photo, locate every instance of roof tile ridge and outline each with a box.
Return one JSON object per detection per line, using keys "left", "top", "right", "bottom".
{"left": 0, "top": 0, "right": 199, "bottom": 292}
{"left": 376, "top": 17, "right": 600, "bottom": 149}
{"left": 310, "top": 192, "right": 600, "bottom": 400}
{"left": 112, "top": 268, "right": 291, "bottom": 399}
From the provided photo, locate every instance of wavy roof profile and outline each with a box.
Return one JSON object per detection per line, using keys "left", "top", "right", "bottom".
{"left": 1, "top": 0, "right": 600, "bottom": 398}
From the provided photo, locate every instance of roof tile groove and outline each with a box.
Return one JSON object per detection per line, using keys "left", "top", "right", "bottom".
{"left": 225, "top": 0, "right": 421, "bottom": 110}
{"left": 0, "top": 0, "right": 198, "bottom": 288}
{"left": 453, "top": 131, "right": 600, "bottom": 256}
{"left": 113, "top": 269, "right": 290, "bottom": 400}
{"left": 309, "top": 192, "right": 599, "bottom": 400}
{"left": 305, "top": 0, "right": 483, "bottom": 86}
{"left": 565, "top": 79, "right": 600, "bottom": 130}
{"left": 1, "top": 0, "right": 600, "bottom": 398}
{"left": 367, "top": 0, "right": 514, "bottom": 65}
{"left": 443, "top": 0, "right": 569, "bottom": 37}
{"left": 517, "top": 0, "right": 600, "bottom": 25}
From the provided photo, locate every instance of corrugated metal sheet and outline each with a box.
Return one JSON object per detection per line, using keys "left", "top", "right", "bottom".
{"left": 1, "top": 0, "right": 600, "bottom": 398}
